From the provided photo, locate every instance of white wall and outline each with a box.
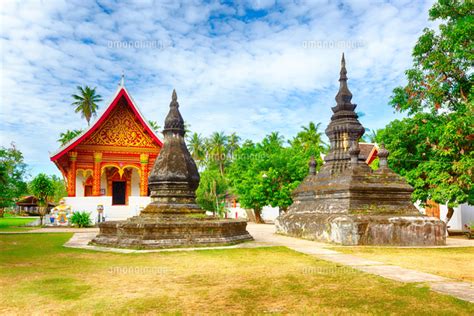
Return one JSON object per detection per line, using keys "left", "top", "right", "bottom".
{"left": 63, "top": 196, "right": 151, "bottom": 223}
{"left": 227, "top": 204, "right": 280, "bottom": 222}
{"left": 440, "top": 203, "right": 474, "bottom": 231}
{"left": 101, "top": 172, "right": 107, "bottom": 194}
{"left": 417, "top": 202, "right": 473, "bottom": 231}
{"left": 131, "top": 169, "right": 140, "bottom": 196}
{"left": 75, "top": 173, "right": 85, "bottom": 197}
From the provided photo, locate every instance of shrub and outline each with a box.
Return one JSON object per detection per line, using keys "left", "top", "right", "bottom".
{"left": 70, "top": 211, "right": 92, "bottom": 228}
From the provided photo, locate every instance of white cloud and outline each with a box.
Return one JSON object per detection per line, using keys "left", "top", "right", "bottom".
{"left": 0, "top": 0, "right": 437, "bottom": 177}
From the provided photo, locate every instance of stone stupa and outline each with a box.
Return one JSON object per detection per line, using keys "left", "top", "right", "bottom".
{"left": 92, "top": 90, "right": 253, "bottom": 249}
{"left": 275, "top": 54, "right": 446, "bottom": 246}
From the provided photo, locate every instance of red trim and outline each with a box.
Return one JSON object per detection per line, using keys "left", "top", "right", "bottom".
{"left": 51, "top": 88, "right": 163, "bottom": 161}
{"left": 366, "top": 147, "right": 378, "bottom": 165}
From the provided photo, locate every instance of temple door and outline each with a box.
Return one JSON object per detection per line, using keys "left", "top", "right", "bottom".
{"left": 112, "top": 181, "right": 126, "bottom": 205}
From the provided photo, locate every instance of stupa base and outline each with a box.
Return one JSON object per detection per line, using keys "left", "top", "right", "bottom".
{"left": 91, "top": 215, "right": 253, "bottom": 249}
{"left": 275, "top": 213, "right": 446, "bottom": 246}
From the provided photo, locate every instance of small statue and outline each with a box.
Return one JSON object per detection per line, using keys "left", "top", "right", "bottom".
{"left": 51, "top": 199, "right": 72, "bottom": 226}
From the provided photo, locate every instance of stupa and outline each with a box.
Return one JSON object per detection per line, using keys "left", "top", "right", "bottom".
{"left": 275, "top": 54, "right": 446, "bottom": 246}
{"left": 92, "top": 90, "right": 253, "bottom": 248}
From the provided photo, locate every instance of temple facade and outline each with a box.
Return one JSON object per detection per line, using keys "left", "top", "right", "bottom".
{"left": 50, "top": 81, "right": 162, "bottom": 220}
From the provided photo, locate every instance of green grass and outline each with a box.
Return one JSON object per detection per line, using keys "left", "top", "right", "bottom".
{"left": 0, "top": 233, "right": 473, "bottom": 315}
{"left": 332, "top": 246, "right": 474, "bottom": 283}
{"left": 0, "top": 217, "right": 37, "bottom": 232}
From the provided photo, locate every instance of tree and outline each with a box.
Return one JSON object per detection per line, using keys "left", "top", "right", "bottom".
{"left": 207, "top": 132, "right": 228, "bottom": 175}
{"left": 363, "top": 129, "right": 378, "bottom": 143}
{"left": 382, "top": 0, "right": 473, "bottom": 223}
{"left": 228, "top": 131, "right": 324, "bottom": 223}
{"left": 290, "top": 122, "right": 326, "bottom": 154}
{"left": 196, "top": 168, "right": 228, "bottom": 217}
{"left": 71, "top": 86, "right": 102, "bottom": 126}
{"left": 187, "top": 132, "right": 206, "bottom": 167}
{"left": 227, "top": 132, "right": 241, "bottom": 161}
{"left": 29, "top": 174, "right": 55, "bottom": 225}
{"left": 0, "top": 144, "right": 28, "bottom": 217}
{"left": 227, "top": 140, "right": 268, "bottom": 223}
{"left": 57, "top": 129, "right": 83, "bottom": 146}
{"left": 148, "top": 120, "right": 161, "bottom": 133}
{"left": 50, "top": 175, "right": 67, "bottom": 203}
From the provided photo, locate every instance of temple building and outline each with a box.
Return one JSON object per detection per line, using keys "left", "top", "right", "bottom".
{"left": 50, "top": 79, "right": 162, "bottom": 220}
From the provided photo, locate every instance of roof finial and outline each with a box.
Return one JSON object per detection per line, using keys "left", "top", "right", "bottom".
{"left": 172, "top": 89, "right": 177, "bottom": 102}
{"left": 120, "top": 71, "right": 125, "bottom": 87}
{"left": 335, "top": 52, "right": 352, "bottom": 106}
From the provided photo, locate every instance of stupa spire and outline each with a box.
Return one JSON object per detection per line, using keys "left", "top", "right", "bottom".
{"left": 164, "top": 89, "right": 185, "bottom": 135}
{"left": 335, "top": 53, "right": 353, "bottom": 106}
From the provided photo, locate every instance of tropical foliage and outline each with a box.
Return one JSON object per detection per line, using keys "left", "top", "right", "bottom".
{"left": 379, "top": 0, "right": 473, "bottom": 223}
{"left": 57, "top": 129, "right": 83, "bottom": 146}
{"left": 71, "top": 86, "right": 102, "bottom": 126}
{"left": 29, "top": 173, "right": 55, "bottom": 224}
{"left": 70, "top": 211, "right": 92, "bottom": 228}
{"left": 0, "top": 144, "right": 29, "bottom": 217}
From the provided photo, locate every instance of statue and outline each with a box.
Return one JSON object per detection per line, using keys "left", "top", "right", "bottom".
{"left": 51, "top": 199, "right": 72, "bottom": 226}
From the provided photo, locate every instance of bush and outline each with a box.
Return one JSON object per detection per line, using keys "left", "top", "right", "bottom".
{"left": 70, "top": 211, "right": 91, "bottom": 228}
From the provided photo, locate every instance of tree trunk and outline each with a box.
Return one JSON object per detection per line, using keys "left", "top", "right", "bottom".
{"left": 244, "top": 209, "right": 256, "bottom": 222}
{"left": 0, "top": 208, "right": 4, "bottom": 218}
{"left": 254, "top": 208, "right": 265, "bottom": 224}
{"left": 445, "top": 206, "right": 455, "bottom": 225}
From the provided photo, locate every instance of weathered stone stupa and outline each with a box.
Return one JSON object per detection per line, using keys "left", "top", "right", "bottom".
{"left": 92, "top": 90, "right": 253, "bottom": 248}
{"left": 275, "top": 54, "right": 446, "bottom": 246}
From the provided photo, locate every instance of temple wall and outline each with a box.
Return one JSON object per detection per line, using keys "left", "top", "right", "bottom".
{"left": 75, "top": 173, "right": 85, "bottom": 197}
{"left": 131, "top": 169, "right": 140, "bottom": 196}
{"left": 64, "top": 196, "right": 151, "bottom": 222}
{"left": 101, "top": 173, "right": 107, "bottom": 194}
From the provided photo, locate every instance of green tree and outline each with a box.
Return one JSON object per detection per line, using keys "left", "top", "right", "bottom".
{"left": 207, "top": 132, "right": 228, "bottom": 175}
{"left": 227, "top": 132, "right": 241, "bottom": 161}
{"left": 290, "top": 122, "right": 326, "bottom": 153}
{"left": 29, "top": 173, "right": 55, "bottom": 225}
{"left": 50, "top": 175, "right": 67, "bottom": 203}
{"left": 228, "top": 132, "right": 323, "bottom": 223}
{"left": 148, "top": 120, "right": 161, "bottom": 133}
{"left": 196, "top": 168, "right": 228, "bottom": 217}
{"left": 382, "top": 0, "right": 473, "bottom": 223}
{"left": 71, "top": 86, "right": 102, "bottom": 126}
{"left": 57, "top": 129, "right": 83, "bottom": 146}
{"left": 0, "top": 144, "right": 28, "bottom": 217}
{"left": 227, "top": 140, "right": 267, "bottom": 223}
{"left": 187, "top": 132, "right": 206, "bottom": 167}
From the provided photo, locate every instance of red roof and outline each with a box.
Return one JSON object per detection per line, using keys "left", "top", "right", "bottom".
{"left": 50, "top": 86, "right": 162, "bottom": 161}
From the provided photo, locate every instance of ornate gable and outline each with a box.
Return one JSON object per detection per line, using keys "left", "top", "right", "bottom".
{"left": 83, "top": 97, "right": 157, "bottom": 148}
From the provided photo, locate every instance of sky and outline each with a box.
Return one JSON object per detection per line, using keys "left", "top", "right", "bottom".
{"left": 0, "top": 0, "right": 437, "bottom": 178}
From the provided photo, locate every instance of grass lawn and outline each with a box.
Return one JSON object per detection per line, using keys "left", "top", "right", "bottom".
{"left": 1, "top": 234, "right": 473, "bottom": 315}
{"left": 332, "top": 246, "right": 474, "bottom": 283}
{"left": 0, "top": 216, "right": 37, "bottom": 232}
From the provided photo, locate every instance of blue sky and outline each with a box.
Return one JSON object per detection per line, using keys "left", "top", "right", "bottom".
{"left": 0, "top": 0, "right": 437, "bottom": 178}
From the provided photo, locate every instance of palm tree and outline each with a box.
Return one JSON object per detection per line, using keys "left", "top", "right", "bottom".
{"left": 293, "top": 122, "right": 326, "bottom": 152}
{"left": 57, "top": 129, "right": 83, "bottom": 146}
{"left": 187, "top": 132, "right": 206, "bottom": 167}
{"left": 363, "top": 129, "right": 378, "bottom": 143}
{"left": 266, "top": 132, "right": 284, "bottom": 146}
{"left": 71, "top": 86, "right": 102, "bottom": 126}
{"left": 147, "top": 120, "right": 161, "bottom": 133}
{"left": 208, "top": 132, "right": 228, "bottom": 175}
{"left": 227, "top": 132, "right": 241, "bottom": 161}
